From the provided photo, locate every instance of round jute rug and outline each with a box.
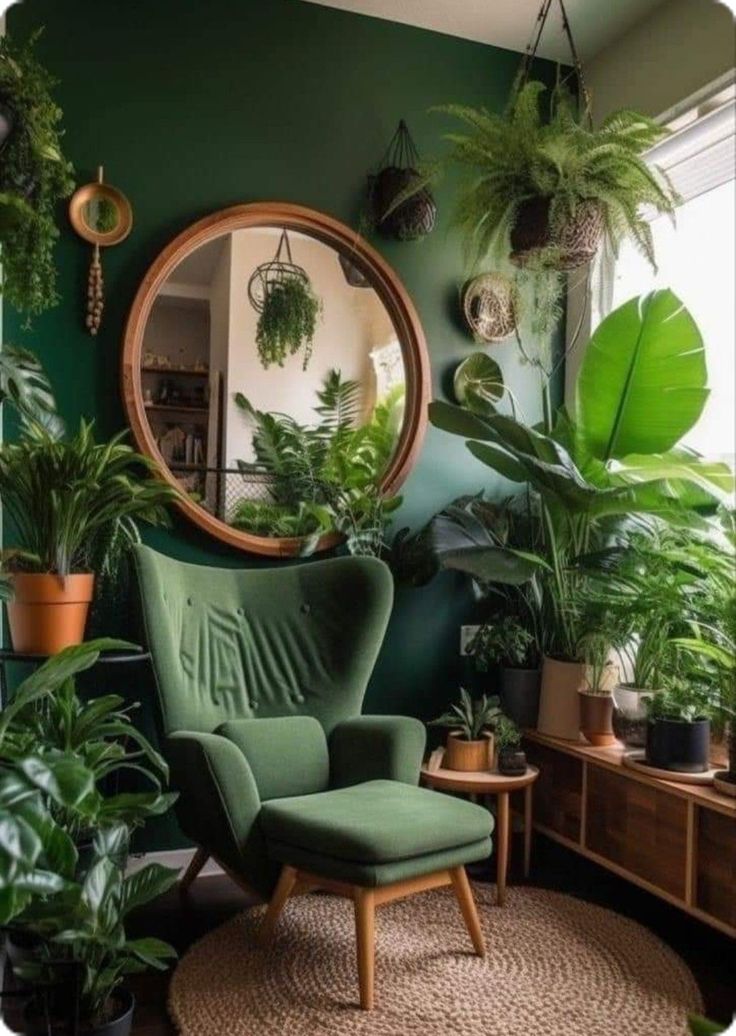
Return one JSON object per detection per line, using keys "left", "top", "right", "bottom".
{"left": 169, "top": 884, "right": 702, "bottom": 1036}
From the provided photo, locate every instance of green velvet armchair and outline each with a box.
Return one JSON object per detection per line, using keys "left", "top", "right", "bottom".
{"left": 134, "top": 546, "right": 493, "bottom": 1009}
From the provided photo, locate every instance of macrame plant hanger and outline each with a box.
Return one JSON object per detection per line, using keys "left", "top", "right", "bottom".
{"left": 247, "top": 228, "right": 310, "bottom": 313}
{"left": 514, "top": 0, "right": 593, "bottom": 126}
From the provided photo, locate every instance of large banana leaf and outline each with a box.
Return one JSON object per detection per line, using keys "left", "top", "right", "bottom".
{"left": 610, "top": 449, "right": 734, "bottom": 508}
{"left": 576, "top": 291, "right": 709, "bottom": 461}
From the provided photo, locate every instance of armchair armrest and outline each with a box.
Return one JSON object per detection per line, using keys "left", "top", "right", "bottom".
{"left": 166, "top": 730, "right": 276, "bottom": 897}
{"left": 329, "top": 715, "right": 426, "bottom": 788}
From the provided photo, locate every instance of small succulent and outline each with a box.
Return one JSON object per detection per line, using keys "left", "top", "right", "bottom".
{"left": 429, "top": 687, "right": 501, "bottom": 742}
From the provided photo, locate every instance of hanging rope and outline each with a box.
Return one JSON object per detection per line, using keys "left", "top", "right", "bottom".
{"left": 514, "top": 0, "right": 592, "bottom": 122}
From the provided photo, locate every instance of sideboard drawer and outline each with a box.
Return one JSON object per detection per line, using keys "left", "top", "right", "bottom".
{"left": 586, "top": 765, "right": 687, "bottom": 899}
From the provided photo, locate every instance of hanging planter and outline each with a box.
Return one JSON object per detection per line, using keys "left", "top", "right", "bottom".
{"left": 248, "top": 230, "right": 322, "bottom": 370}
{"left": 430, "top": 0, "right": 678, "bottom": 333}
{"left": 366, "top": 120, "right": 437, "bottom": 242}
{"left": 462, "top": 273, "right": 518, "bottom": 342}
{"left": 510, "top": 197, "right": 604, "bottom": 271}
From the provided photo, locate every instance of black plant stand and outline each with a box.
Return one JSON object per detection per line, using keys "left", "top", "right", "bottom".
{"left": 0, "top": 646, "right": 151, "bottom": 709}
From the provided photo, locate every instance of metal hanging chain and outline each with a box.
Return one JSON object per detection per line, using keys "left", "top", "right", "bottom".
{"left": 515, "top": 0, "right": 592, "bottom": 121}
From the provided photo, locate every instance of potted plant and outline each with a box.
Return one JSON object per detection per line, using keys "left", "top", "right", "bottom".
{"left": 20, "top": 824, "right": 177, "bottom": 1036}
{"left": 0, "top": 641, "right": 179, "bottom": 1035}
{"left": 431, "top": 80, "right": 677, "bottom": 330}
{"left": 0, "top": 31, "right": 75, "bottom": 319}
{"left": 256, "top": 275, "right": 321, "bottom": 370}
{"left": 470, "top": 615, "right": 541, "bottom": 729}
{"left": 429, "top": 688, "right": 501, "bottom": 771}
{"left": 645, "top": 685, "right": 712, "bottom": 774}
{"left": 427, "top": 290, "right": 731, "bottom": 742}
{"left": 0, "top": 420, "right": 177, "bottom": 653}
{"left": 493, "top": 714, "right": 527, "bottom": 776}
{"left": 672, "top": 523, "right": 736, "bottom": 794}
{"left": 578, "top": 631, "right": 619, "bottom": 747}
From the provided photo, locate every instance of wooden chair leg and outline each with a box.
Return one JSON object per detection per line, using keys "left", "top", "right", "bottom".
{"left": 259, "top": 865, "right": 299, "bottom": 944}
{"left": 450, "top": 866, "right": 486, "bottom": 957}
{"left": 353, "top": 888, "right": 376, "bottom": 1011}
{"left": 179, "top": 847, "right": 209, "bottom": 896}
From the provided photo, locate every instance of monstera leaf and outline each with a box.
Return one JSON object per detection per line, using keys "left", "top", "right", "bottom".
{"left": 576, "top": 291, "right": 708, "bottom": 462}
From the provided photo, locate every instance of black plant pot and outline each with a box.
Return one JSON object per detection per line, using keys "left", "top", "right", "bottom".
{"left": 646, "top": 717, "right": 711, "bottom": 773}
{"left": 498, "top": 667, "right": 541, "bottom": 729}
{"left": 25, "top": 987, "right": 135, "bottom": 1036}
{"left": 498, "top": 746, "right": 527, "bottom": 776}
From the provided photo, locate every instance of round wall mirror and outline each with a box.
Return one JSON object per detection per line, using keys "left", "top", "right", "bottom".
{"left": 122, "top": 203, "right": 430, "bottom": 556}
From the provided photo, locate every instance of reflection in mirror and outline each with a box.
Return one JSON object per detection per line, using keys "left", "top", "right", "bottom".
{"left": 139, "top": 226, "right": 407, "bottom": 550}
{"left": 82, "top": 195, "right": 121, "bottom": 235}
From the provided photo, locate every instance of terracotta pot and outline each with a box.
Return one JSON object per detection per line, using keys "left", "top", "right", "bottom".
{"left": 579, "top": 690, "right": 617, "bottom": 747}
{"left": 444, "top": 731, "right": 494, "bottom": 772}
{"left": 537, "top": 657, "right": 587, "bottom": 741}
{"left": 6, "top": 573, "right": 95, "bottom": 654}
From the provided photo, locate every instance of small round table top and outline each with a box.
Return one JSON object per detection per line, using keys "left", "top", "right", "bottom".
{"left": 0, "top": 647, "right": 151, "bottom": 665}
{"left": 421, "top": 760, "right": 539, "bottom": 795}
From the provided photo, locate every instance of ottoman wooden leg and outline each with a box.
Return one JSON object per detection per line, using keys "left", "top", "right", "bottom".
{"left": 259, "top": 864, "right": 298, "bottom": 944}
{"left": 353, "top": 888, "right": 376, "bottom": 1011}
{"left": 450, "top": 866, "right": 486, "bottom": 957}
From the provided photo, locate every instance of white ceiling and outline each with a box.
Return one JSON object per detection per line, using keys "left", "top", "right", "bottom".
{"left": 299, "top": 0, "right": 666, "bottom": 61}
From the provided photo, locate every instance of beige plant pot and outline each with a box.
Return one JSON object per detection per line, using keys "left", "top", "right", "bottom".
{"left": 444, "top": 731, "right": 494, "bottom": 772}
{"left": 537, "top": 657, "right": 587, "bottom": 741}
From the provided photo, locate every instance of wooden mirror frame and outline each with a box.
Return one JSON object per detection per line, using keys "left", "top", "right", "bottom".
{"left": 121, "top": 202, "right": 430, "bottom": 557}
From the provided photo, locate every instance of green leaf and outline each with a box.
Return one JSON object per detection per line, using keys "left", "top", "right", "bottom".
{"left": 18, "top": 754, "right": 95, "bottom": 809}
{"left": 576, "top": 291, "right": 708, "bottom": 461}
{"left": 126, "top": 936, "right": 177, "bottom": 969}
{"left": 466, "top": 441, "right": 526, "bottom": 483}
{"left": 121, "top": 864, "right": 178, "bottom": 917}
{"left": 688, "top": 1016, "right": 726, "bottom": 1036}
{"left": 611, "top": 450, "right": 734, "bottom": 507}
{"left": 429, "top": 401, "right": 497, "bottom": 441}
{"left": 440, "top": 546, "right": 547, "bottom": 585}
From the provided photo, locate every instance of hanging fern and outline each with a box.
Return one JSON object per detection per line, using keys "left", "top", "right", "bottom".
{"left": 255, "top": 276, "right": 322, "bottom": 371}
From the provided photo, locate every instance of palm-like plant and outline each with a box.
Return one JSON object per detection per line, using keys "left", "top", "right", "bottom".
{"left": 0, "top": 419, "right": 177, "bottom": 577}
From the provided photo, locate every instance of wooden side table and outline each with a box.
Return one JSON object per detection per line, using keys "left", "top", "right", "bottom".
{"left": 421, "top": 755, "right": 539, "bottom": 906}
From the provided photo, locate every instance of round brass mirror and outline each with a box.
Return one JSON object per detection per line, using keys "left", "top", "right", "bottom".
{"left": 69, "top": 181, "right": 132, "bottom": 246}
{"left": 121, "top": 203, "right": 430, "bottom": 557}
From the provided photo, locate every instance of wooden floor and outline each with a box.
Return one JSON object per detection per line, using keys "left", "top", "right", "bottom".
{"left": 4, "top": 832, "right": 734, "bottom": 1034}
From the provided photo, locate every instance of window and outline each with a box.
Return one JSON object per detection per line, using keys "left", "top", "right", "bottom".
{"left": 590, "top": 82, "right": 736, "bottom": 466}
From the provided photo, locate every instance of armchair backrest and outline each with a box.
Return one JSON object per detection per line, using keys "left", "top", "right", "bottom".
{"left": 133, "top": 546, "right": 393, "bottom": 737}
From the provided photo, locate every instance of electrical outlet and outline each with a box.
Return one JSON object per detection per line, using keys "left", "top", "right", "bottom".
{"left": 460, "top": 625, "right": 480, "bottom": 656}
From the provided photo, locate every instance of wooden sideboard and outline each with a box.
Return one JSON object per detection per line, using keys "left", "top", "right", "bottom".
{"left": 523, "top": 731, "right": 736, "bottom": 938}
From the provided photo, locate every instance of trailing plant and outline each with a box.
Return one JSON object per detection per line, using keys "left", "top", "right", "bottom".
{"left": 470, "top": 615, "right": 537, "bottom": 670}
{"left": 232, "top": 369, "right": 403, "bottom": 555}
{"left": 429, "top": 688, "right": 501, "bottom": 742}
{"left": 0, "top": 419, "right": 178, "bottom": 577}
{"left": 256, "top": 276, "right": 321, "bottom": 370}
{"left": 0, "top": 31, "right": 75, "bottom": 319}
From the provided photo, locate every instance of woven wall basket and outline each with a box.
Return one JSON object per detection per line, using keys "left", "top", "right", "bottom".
{"left": 462, "top": 273, "right": 518, "bottom": 343}
{"left": 510, "top": 198, "right": 604, "bottom": 271}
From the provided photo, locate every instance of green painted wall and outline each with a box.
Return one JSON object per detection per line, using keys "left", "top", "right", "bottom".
{"left": 5, "top": 0, "right": 552, "bottom": 849}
